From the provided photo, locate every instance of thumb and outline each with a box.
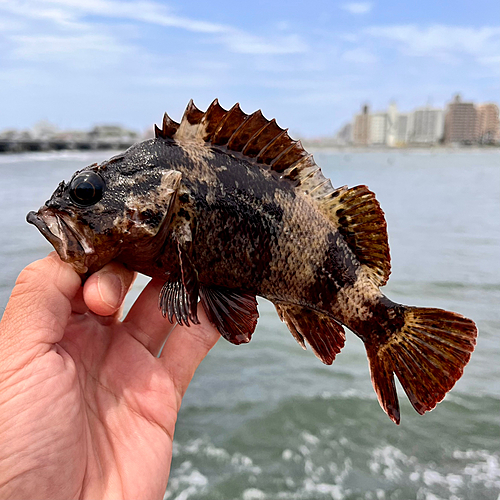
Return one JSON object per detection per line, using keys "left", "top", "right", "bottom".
{"left": 0, "top": 253, "right": 81, "bottom": 355}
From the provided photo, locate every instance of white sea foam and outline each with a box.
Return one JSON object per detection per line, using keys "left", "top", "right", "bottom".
{"left": 242, "top": 488, "right": 266, "bottom": 500}
{"left": 163, "top": 466, "right": 208, "bottom": 500}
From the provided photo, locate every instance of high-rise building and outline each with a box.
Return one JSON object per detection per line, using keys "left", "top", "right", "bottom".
{"left": 477, "top": 103, "right": 500, "bottom": 144}
{"left": 410, "top": 107, "right": 444, "bottom": 144}
{"left": 385, "top": 102, "right": 398, "bottom": 147}
{"left": 352, "top": 105, "right": 370, "bottom": 145}
{"left": 344, "top": 96, "right": 498, "bottom": 147}
{"left": 395, "top": 114, "right": 410, "bottom": 144}
{"left": 444, "top": 94, "right": 478, "bottom": 144}
{"left": 370, "top": 113, "right": 388, "bottom": 145}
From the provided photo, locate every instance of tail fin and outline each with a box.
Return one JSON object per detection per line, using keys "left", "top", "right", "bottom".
{"left": 365, "top": 306, "right": 477, "bottom": 424}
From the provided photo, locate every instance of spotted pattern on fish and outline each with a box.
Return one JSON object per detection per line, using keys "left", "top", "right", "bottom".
{"left": 27, "top": 99, "right": 477, "bottom": 425}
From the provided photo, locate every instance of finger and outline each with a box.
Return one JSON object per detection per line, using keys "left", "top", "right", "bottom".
{"left": 122, "top": 278, "right": 177, "bottom": 356}
{"left": 83, "top": 262, "right": 136, "bottom": 318}
{"left": 160, "top": 304, "right": 220, "bottom": 400}
{"left": 0, "top": 253, "right": 81, "bottom": 353}
{"left": 71, "top": 286, "right": 88, "bottom": 315}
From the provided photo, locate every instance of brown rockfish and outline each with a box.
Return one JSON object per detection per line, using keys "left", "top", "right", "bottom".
{"left": 27, "top": 99, "right": 477, "bottom": 424}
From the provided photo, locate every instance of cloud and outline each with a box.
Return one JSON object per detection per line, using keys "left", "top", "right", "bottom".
{"left": 223, "top": 33, "right": 307, "bottom": 55}
{"left": 0, "top": 0, "right": 307, "bottom": 56}
{"left": 365, "top": 24, "right": 500, "bottom": 66}
{"left": 342, "top": 47, "right": 377, "bottom": 64}
{"left": 341, "top": 2, "right": 373, "bottom": 15}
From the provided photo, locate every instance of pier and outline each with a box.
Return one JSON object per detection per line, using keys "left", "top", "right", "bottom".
{"left": 0, "top": 124, "right": 143, "bottom": 154}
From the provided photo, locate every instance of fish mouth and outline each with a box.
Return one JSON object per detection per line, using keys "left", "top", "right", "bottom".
{"left": 27, "top": 209, "right": 95, "bottom": 274}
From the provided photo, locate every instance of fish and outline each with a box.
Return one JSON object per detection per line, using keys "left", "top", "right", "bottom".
{"left": 27, "top": 99, "right": 477, "bottom": 424}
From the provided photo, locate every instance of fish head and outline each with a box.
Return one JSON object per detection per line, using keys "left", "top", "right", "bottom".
{"left": 27, "top": 141, "right": 182, "bottom": 275}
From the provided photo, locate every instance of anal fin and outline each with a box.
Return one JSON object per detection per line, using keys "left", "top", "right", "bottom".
{"left": 200, "top": 286, "right": 259, "bottom": 345}
{"left": 275, "top": 303, "right": 345, "bottom": 365}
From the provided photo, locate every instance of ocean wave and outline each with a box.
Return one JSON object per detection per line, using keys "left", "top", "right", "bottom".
{"left": 166, "top": 419, "right": 500, "bottom": 500}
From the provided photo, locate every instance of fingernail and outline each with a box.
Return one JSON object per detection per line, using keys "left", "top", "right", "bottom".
{"left": 97, "top": 273, "right": 123, "bottom": 310}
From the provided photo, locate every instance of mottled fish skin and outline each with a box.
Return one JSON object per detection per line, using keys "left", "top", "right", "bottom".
{"left": 114, "top": 138, "right": 363, "bottom": 330}
{"left": 27, "top": 99, "right": 478, "bottom": 425}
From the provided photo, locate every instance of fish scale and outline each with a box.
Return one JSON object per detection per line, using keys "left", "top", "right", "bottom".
{"left": 27, "top": 99, "right": 477, "bottom": 425}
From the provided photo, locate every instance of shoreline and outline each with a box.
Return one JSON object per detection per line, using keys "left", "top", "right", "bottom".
{"left": 0, "top": 140, "right": 498, "bottom": 156}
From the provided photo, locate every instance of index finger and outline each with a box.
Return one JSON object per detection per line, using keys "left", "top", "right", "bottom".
{"left": 0, "top": 253, "right": 81, "bottom": 356}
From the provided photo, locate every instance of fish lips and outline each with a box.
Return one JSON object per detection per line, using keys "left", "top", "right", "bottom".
{"left": 27, "top": 209, "right": 94, "bottom": 274}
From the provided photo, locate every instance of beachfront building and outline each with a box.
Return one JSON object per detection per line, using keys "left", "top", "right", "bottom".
{"left": 410, "top": 106, "right": 444, "bottom": 144}
{"left": 395, "top": 114, "right": 410, "bottom": 144}
{"left": 367, "top": 103, "right": 398, "bottom": 146}
{"left": 385, "top": 102, "right": 398, "bottom": 147}
{"left": 444, "top": 94, "right": 478, "bottom": 144}
{"left": 369, "top": 112, "right": 388, "bottom": 145}
{"left": 477, "top": 103, "right": 500, "bottom": 144}
{"left": 341, "top": 95, "right": 499, "bottom": 147}
{"left": 352, "top": 105, "right": 370, "bottom": 145}
{"left": 335, "top": 123, "right": 353, "bottom": 145}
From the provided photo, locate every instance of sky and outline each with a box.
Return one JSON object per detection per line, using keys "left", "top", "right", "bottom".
{"left": 1, "top": 0, "right": 499, "bottom": 137}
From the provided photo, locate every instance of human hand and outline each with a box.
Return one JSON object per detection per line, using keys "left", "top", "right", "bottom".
{"left": 0, "top": 253, "right": 220, "bottom": 500}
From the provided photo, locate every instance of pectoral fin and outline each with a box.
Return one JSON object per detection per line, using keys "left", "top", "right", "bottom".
{"left": 159, "top": 279, "right": 191, "bottom": 326}
{"left": 176, "top": 242, "right": 200, "bottom": 325}
{"left": 159, "top": 231, "right": 200, "bottom": 326}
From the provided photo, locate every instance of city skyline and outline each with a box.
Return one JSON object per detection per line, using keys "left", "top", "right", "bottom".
{"left": 3, "top": 93, "right": 499, "bottom": 142}
{"left": 1, "top": 0, "right": 499, "bottom": 138}
{"left": 340, "top": 94, "right": 500, "bottom": 146}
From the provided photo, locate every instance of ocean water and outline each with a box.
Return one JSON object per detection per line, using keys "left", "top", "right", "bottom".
{"left": 0, "top": 148, "right": 499, "bottom": 500}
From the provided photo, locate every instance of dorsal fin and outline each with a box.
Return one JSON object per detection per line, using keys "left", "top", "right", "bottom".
{"left": 322, "top": 185, "right": 391, "bottom": 286}
{"left": 155, "top": 100, "right": 391, "bottom": 285}
{"left": 155, "top": 100, "right": 333, "bottom": 198}
{"left": 154, "top": 112, "right": 179, "bottom": 139}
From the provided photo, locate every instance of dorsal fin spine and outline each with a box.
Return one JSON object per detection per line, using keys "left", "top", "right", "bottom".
{"left": 184, "top": 99, "right": 204, "bottom": 125}
{"left": 256, "top": 128, "right": 289, "bottom": 163}
{"left": 212, "top": 103, "right": 248, "bottom": 145}
{"left": 308, "top": 178, "right": 331, "bottom": 196}
{"left": 269, "top": 141, "right": 298, "bottom": 169}
{"left": 242, "top": 121, "right": 272, "bottom": 153}
{"left": 227, "top": 110, "right": 267, "bottom": 151}
{"left": 210, "top": 105, "right": 234, "bottom": 140}
{"left": 155, "top": 112, "right": 179, "bottom": 139}
{"left": 201, "top": 99, "right": 227, "bottom": 139}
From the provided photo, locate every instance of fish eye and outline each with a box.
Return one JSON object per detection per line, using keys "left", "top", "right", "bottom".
{"left": 69, "top": 172, "right": 105, "bottom": 207}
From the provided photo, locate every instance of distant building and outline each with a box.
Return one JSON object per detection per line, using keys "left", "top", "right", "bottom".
{"left": 89, "top": 125, "right": 139, "bottom": 141}
{"left": 31, "top": 120, "right": 59, "bottom": 140}
{"left": 370, "top": 112, "right": 388, "bottom": 145}
{"left": 335, "top": 123, "right": 352, "bottom": 145}
{"left": 477, "top": 103, "right": 500, "bottom": 144}
{"left": 385, "top": 102, "right": 399, "bottom": 147}
{"left": 410, "top": 107, "right": 444, "bottom": 144}
{"left": 353, "top": 102, "right": 403, "bottom": 146}
{"left": 395, "top": 114, "right": 410, "bottom": 144}
{"left": 344, "top": 95, "right": 499, "bottom": 148}
{"left": 445, "top": 94, "right": 478, "bottom": 144}
{"left": 352, "top": 105, "right": 370, "bottom": 145}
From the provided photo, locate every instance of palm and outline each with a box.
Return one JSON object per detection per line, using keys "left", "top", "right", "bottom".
{"left": 54, "top": 316, "right": 174, "bottom": 499}
{"left": 0, "top": 256, "right": 219, "bottom": 500}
